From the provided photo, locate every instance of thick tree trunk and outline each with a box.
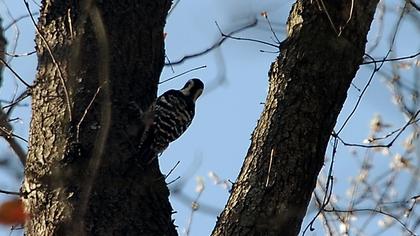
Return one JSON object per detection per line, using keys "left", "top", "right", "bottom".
{"left": 22, "top": 1, "right": 175, "bottom": 235}
{"left": 212, "top": 1, "right": 379, "bottom": 236}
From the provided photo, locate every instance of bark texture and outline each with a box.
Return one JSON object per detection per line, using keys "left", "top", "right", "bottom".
{"left": 22, "top": 1, "right": 175, "bottom": 235}
{"left": 212, "top": 1, "right": 379, "bottom": 236}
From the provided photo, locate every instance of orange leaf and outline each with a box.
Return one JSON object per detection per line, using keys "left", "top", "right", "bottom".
{"left": 0, "top": 198, "right": 28, "bottom": 225}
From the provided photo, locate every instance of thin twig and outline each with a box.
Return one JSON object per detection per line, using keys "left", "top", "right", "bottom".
{"left": 215, "top": 21, "right": 278, "bottom": 48}
{"left": 265, "top": 148, "right": 274, "bottom": 187}
{"left": 0, "top": 111, "right": 28, "bottom": 165}
{"left": 167, "top": 176, "right": 181, "bottom": 185}
{"left": 1, "top": 50, "right": 36, "bottom": 57}
{"left": 4, "top": 12, "right": 40, "bottom": 30}
{"left": 159, "top": 65, "right": 206, "bottom": 84}
{"left": 336, "top": 109, "right": 420, "bottom": 148}
{"left": 0, "top": 189, "right": 20, "bottom": 195}
{"left": 324, "top": 208, "right": 416, "bottom": 236}
{"left": 302, "top": 137, "right": 338, "bottom": 234}
{"left": 361, "top": 51, "right": 420, "bottom": 65}
{"left": 0, "top": 57, "right": 31, "bottom": 88}
{"left": 0, "top": 126, "right": 28, "bottom": 143}
{"left": 184, "top": 189, "right": 203, "bottom": 236}
{"left": 336, "top": 52, "right": 389, "bottom": 135}
{"left": 336, "top": 1, "right": 408, "bottom": 135}
{"left": 165, "top": 19, "right": 258, "bottom": 66}
{"left": 4, "top": 89, "right": 31, "bottom": 116}
{"left": 76, "top": 86, "right": 102, "bottom": 142}
{"left": 165, "top": 161, "right": 180, "bottom": 180}
{"left": 165, "top": 54, "right": 175, "bottom": 73}
{"left": 261, "top": 12, "right": 280, "bottom": 44}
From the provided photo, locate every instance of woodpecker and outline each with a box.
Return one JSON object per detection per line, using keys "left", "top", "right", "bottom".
{"left": 140, "top": 78, "right": 204, "bottom": 161}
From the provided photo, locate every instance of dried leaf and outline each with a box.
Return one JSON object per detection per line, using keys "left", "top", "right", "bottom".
{"left": 0, "top": 198, "right": 27, "bottom": 225}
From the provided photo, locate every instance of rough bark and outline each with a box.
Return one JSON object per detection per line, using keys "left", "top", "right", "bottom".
{"left": 22, "top": 1, "right": 175, "bottom": 235}
{"left": 212, "top": 1, "right": 379, "bottom": 236}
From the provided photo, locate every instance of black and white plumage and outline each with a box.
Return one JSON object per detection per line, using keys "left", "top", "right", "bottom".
{"left": 140, "top": 78, "right": 204, "bottom": 160}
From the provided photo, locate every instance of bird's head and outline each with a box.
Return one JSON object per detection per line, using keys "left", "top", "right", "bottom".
{"left": 180, "top": 78, "right": 204, "bottom": 102}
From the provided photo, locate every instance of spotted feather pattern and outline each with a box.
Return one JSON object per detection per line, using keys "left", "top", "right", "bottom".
{"left": 151, "top": 90, "right": 195, "bottom": 154}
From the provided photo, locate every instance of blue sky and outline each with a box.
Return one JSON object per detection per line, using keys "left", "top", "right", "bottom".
{"left": 0, "top": 0, "right": 419, "bottom": 235}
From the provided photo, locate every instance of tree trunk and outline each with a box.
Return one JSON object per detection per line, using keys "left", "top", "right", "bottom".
{"left": 212, "top": 1, "right": 379, "bottom": 235}
{"left": 22, "top": 1, "right": 175, "bottom": 235}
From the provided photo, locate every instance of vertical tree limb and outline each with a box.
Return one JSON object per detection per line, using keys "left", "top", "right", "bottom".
{"left": 212, "top": 1, "right": 380, "bottom": 235}
{"left": 23, "top": 1, "right": 174, "bottom": 235}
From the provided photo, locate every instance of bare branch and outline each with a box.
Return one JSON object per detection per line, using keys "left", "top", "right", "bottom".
{"left": 324, "top": 208, "right": 416, "bottom": 236}
{"left": 2, "top": 50, "right": 36, "bottom": 57}
{"left": 0, "top": 57, "right": 31, "bottom": 88}
{"left": 215, "top": 21, "right": 278, "bottom": 48}
{"left": 159, "top": 65, "right": 206, "bottom": 84}
{"left": 335, "top": 109, "right": 420, "bottom": 148}
{"left": 362, "top": 51, "right": 420, "bottom": 65}
{"left": 4, "top": 12, "right": 40, "bottom": 31}
{"left": 0, "top": 188, "right": 20, "bottom": 195}
{"left": 76, "top": 86, "right": 102, "bottom": 142}
{"left": 165, "top": 19, "right": 258, "bottom": 66}
{"left": 336, "top": 52, "right": 390, "bottom": 135}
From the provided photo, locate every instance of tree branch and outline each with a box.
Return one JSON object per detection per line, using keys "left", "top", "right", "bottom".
{"left": 212, "top": 1, "right": 380, "bottom": 235}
